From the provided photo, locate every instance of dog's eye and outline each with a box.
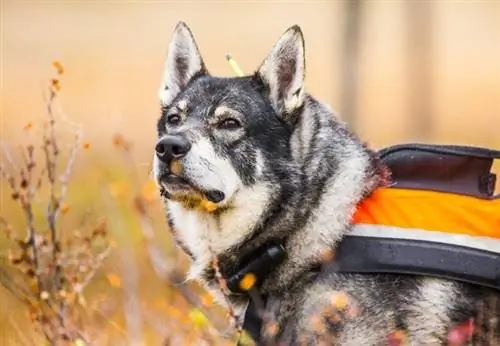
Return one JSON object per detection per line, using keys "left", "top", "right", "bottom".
{"left": 167, "top": 114, "right": 181, "bottom": 125}
{"left": 218, "top": 118, "right": 241, "bottom": 130}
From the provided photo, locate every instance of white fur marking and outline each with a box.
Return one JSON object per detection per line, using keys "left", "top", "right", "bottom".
{"left": 169, "top": 182, "right": 272, "bottom": 280}
{"left": 407, "top": 278, "right": 456, "bottom": 343}
{"left": 183, "top": 137, "right": 241, "bottom": 203}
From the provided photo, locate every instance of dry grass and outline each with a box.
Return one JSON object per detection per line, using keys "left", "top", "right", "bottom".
{"left": 0, "top": 63, "right": 242, "bottom": 346}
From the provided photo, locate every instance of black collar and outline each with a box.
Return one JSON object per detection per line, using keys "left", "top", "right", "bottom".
{"left": 226, "top": 244, "right": 287, "bottom": 294}
{"left": 226, "top": 243, "right": 286, "bottom": 346}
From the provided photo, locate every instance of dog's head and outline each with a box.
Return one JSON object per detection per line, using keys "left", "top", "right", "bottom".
{"left": 153, "top": 22, "right": 307, "bottom": 210}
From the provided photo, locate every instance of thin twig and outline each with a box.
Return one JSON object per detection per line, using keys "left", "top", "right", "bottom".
{"left": 0, "top": 215, "right": 18, "bottom": 239}
{"left": 209, "top": 250, "right": 243, "bottom": 340}
{"left": 0, "top": 63, "right": 108, "bottom": 345}
{"left": 1, "top": 141, "right": 20, "bottom": 174}
{"left": 75, "top": 245, "right": 112, "bottom": 293}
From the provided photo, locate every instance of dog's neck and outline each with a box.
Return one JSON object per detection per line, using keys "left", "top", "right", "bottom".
{"left": 194, "top": 148, "right": 386, "bottom": 311}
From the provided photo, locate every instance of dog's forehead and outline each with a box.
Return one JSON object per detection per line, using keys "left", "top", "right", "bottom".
{"left": 180, "top": 76, "right": 267, "bottom": 116}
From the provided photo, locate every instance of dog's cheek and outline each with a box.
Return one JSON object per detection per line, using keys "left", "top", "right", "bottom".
{"left": 218, "top": 159, "right": 243, "bottom": 193}
{"left": 226, "top": 145, "right": 261, "bottom": 187}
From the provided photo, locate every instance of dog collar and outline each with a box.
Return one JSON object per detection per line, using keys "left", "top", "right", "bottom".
{"left": 227, "top": 244, "right": 285, "bottom": 345}
{"left": 227, "top": 243, "right": 287, "bottom": 346}
{"left": 226, "top": 244, "right": 287, "bottom": 294}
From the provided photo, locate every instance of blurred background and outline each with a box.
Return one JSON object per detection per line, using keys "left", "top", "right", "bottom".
{"left": 1, "top": 1, "right": 499, "bottom": 345}
{"left": 3, "top": 0, "right": 499, "bottom": 153}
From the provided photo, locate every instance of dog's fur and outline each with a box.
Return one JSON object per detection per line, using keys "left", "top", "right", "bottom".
{"left": 152, "top": 22, "right": 499, "bottom": 345}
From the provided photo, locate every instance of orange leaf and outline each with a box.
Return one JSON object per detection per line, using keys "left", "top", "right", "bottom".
{"left": 308, "top": 315, "right": 325, "bottom": 333}
{"left": 51, "top": 78, "right": 61, "bottom": 92}
{"left": 447, "top": 319, "right": 475, "bottom": 346}
{"left": 264, "top": 321, "right": 279, "bottom": 337}
{"left": 60, "top": 203, "right": 70, "bottom": 215}
{"left": 153, "top": 298, "right": 168, "bottom": 310}
{"left": 388, "top": 329, "right": 407, "bottom": 346}
{"left": 112, "top": 133, "right": 131, "bottom": 150}
{"left": 165, "top": 306, "right": 183, "bottom": 319}
{"left": 330, "top": 292, "right": 349, "bottom": 310}
{"left": 140, "top": 179, "right": 158, "bottom": 203}
{"left": 200, "top": 293, "right": 214, "bottom": 307}
{"left": 52, "top": 61, "right": 64, "bottom": 75}
{"left": 106, "top": 273, "right": 121, "bottom": 288}
{"left": 108, "top": 181, "right": 130, "bottom": 199}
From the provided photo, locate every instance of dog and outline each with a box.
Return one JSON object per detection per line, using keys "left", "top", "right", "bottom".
{"left": 152, "top": 22, "right": 500, "bottom": 345}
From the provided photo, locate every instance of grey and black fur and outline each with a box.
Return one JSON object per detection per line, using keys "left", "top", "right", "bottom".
{"left": 152, "top": 22, "right": 500, "bottom": 345}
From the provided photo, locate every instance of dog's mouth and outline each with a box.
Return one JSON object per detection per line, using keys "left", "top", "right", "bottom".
{"left": 159, "top": 173, "right": 226, "bottom": 204}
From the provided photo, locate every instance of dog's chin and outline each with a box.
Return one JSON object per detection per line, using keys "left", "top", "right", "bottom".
{"left": 158, "top": 173, "right": 227, "bottom": 209}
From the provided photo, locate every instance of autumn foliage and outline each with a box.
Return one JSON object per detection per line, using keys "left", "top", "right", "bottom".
{"left": 0, "top": 63, "right": 237, "bottom": 345}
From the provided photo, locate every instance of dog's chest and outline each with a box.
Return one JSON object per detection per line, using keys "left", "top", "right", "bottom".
{"left": 166, "top": 190, "right": 269, "bottom": 264}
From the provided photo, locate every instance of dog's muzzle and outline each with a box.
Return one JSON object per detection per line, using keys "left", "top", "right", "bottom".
{"left": 154, "top": 135, "right": 226, "bottom": 204}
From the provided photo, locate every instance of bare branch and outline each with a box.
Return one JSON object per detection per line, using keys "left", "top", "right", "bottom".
{"left": 1, "top": 141, "right": 20, "bottom": 174}
{"left": 0, "top": 63, "right": 108, "bottom": 345}
{"left": 0, "top": 215, "right": 18, "bottom": 239}
{"left": 75, "top": 245, "right": 112, "bottom": 294}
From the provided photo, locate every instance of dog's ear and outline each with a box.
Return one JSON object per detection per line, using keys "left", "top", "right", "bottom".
{"left": 256, "top": 25, "right": 306, "bottom": 116}
{"left": 158, "top": 22, "right": 208, "bottom": 105}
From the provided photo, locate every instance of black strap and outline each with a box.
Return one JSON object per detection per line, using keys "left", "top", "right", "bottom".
{"left": 378, "top": 143, "right": 500, "bottom": 160}
{"left": 240, "top": 237, "right": 500, "bottom": 344}
{"left": 241, "top": 297, "right": 264, "bottom": 345}
{"left": 227, "top": 244, "right": 286, "bottom": 294}
{"left": 378, "top": 143, "right": 500, "bottom": 199}
{"left": 331, "top": 235, "right": 500, "bottom": 291}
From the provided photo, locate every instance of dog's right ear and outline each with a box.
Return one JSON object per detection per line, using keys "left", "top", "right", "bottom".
{"left": 158, "top": 22, "right": 208, "bottom": 106}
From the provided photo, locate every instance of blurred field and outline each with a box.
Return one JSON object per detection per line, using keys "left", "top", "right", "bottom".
{"left": 0, "top": 127, "right": 239, "bottom": 344}
{"left": 1, "top": 0, "right": 499, "bottom": 345}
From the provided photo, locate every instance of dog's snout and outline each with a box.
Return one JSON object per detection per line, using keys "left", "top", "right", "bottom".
{"left": 155, "top": 135, "right": 191, "bottom": 163}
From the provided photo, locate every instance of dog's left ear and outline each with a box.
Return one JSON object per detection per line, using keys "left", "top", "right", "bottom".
{"left": 158, "top": 22, "right": 208, "bottom": 106}
{"left": 256, "top": 25, "right": 306, "bottom": 116}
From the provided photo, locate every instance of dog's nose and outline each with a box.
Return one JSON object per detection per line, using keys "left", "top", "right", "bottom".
{"left": 155, "top": 135, "right": 191, "bottom": 163}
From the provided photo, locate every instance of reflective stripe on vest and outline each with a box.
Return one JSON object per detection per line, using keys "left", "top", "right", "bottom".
{"left": 350, "top": 224, "right": 500, "bottom": 255}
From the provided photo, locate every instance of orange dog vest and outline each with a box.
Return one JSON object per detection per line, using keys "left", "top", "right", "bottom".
{"left": 353, "top": 187, "right": 500, "bottom": 239}
{"left": 331, "top": 143, "right": 500, "bottom": 291}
